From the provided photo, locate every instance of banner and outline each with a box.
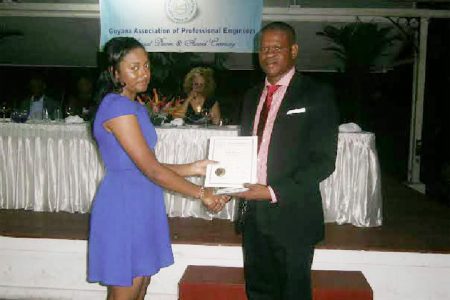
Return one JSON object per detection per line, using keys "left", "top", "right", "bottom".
{"left": 100, "top": 0, "right": 263, "bottom": 53}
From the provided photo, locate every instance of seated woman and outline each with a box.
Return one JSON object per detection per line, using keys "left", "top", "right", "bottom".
{"left": 174, "top": 67, "right": 221, "bottom": 125}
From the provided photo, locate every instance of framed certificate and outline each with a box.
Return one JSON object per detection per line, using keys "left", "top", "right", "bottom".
{"left": 204, "top": 136, "right": 258, "bottom": 189}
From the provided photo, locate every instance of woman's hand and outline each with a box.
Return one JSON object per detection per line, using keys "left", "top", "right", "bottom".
{"left": 201, "top": 188, "right": 231, "bottom": 213}
{"left": 190, "top": 159, "right": 217, "bottom": 176}
{"left": 187, "top": 90, "right": 198, "bottom": 101}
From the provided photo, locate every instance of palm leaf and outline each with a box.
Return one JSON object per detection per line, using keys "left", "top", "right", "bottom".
{"left": 317, "top": 20, "right": 401, "bottom": 72}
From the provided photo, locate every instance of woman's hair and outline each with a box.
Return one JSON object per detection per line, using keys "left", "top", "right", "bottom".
{"left": 183, "top": 67, "right": 216, "bottom": 98}
{"left": 94, "top": 37, "right": 146, "bottom": 104}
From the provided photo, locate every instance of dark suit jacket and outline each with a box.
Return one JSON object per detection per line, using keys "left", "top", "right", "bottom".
{"left": 240, "top": 72, "right": 338, "bottom": 246}
{"left": 18, "top": 95, "right": 60, "bottom": 120}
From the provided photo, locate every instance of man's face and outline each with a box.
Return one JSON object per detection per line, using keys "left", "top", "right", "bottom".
{"left": 258, "top": 29, "right": 299, "bottom": 84}
{"left": 30, "top": 79, "right": 45, "bottom": 97}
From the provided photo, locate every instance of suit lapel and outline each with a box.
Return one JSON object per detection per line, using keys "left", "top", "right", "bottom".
{"left": 274, "top": 72, "right": 306, "bottom": 123}
{"left": 242, "top": 83, "right": 264, "bottom": 136}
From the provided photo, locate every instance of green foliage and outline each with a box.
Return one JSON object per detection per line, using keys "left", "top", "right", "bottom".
{"left": 317, "top": 19, "right": 402, "bottom": 73}
{"left": 148, "top": 52, "right": 201, "bottom": 97}
{"left": 317, "top": 19, "right": 405, "bottom": 125}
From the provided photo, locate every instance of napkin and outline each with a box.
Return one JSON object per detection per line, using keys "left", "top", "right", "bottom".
{"left": 65, "top": 115, "right": 84, "bottom": 124}
{"left": 339, "top": 122, "right": 362, "bottom": 133}
{"left": 170, "top": 118, "right": 184, "bottom": 126}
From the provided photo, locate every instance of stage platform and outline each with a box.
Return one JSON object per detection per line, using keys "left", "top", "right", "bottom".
{"left": 1, "top": 175, "right": 450, "bottom": 299}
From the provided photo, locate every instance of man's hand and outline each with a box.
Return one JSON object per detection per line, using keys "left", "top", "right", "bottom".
{"left": 234, "top": 184, "right": 271, "bottom": 200}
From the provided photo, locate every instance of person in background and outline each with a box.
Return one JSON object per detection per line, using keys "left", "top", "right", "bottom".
{"left": 173, "top": 67, "right": 221, "bottom": 125}
{"left": 88, "top": 37, "right": 229, "bottom": 300}
{"left": 18, "top": 74, "right": 60, "bottom": 120}
{"left": 66, "top": 74, "right": 95, "bottom": 119}
{"left": 235, "top": 22, "right": 338, "bottom": 300}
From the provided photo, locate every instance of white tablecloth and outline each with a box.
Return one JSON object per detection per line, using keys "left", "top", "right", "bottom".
{"left": 155, "top": 126, "right": 239, "bottom": 220}
{"left": 0, "top": 122, "right": 103, "bottom": 212}
{"left": 320, "top": 132, "right": 383, "bottom": 227}
{"left": 0, "top": 122, "right": 239, "bottom": 220}
{"left": 0, "top": 122, "right": 382, "bottom": 226}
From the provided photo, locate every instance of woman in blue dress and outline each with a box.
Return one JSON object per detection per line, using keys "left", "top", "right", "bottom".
{"left": 88, "top": 37, "right": 229, "bottom": 300}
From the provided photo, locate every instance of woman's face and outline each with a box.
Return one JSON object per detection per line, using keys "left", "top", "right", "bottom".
{"left": 192, "top": 74, "right": 205, "bottom": 94}
{"left": 115, "top": 47, "right": 151, "bottom": 99}
{"left": 77, "top": 78, "right": 93, "bottom": 94}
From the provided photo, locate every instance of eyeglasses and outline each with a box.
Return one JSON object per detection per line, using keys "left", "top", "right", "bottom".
{"left": 259, "top": 46, "right": 289, "bottom": 54}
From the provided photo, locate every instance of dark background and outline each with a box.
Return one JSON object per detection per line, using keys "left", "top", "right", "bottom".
{"left": 0, "top": 18, "right": 449, "bottom": 204}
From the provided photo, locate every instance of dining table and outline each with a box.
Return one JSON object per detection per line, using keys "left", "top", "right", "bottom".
{"left": 0, "top": 121, "right": 382, "bottom": 227}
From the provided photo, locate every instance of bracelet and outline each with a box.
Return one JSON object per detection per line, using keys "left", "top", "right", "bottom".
{"left": 198, "top": 187, "right": 205, "bottom": 200}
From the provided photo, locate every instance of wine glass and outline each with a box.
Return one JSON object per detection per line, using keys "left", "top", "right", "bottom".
{"left": 65, "top": 105, "right": 74, "bottom": 117}
{"left": 201, "top": 107, "right": 210, "bottom": 128}
{"left": 1, "top": 102, "right": 7, "bottom": 122}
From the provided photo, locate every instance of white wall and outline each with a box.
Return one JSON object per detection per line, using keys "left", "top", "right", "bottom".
{"left": 1, "top": 236, "right": 449, "bottom": 300}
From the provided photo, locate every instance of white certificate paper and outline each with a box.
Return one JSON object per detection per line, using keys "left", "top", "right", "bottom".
{"left": 204, "top": 136, "right": 257, "bottom": 188}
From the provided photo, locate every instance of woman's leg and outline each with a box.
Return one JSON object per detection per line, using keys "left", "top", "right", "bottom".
{"left": 107, "top": 276, "right": 144, "bottom": 300}
{"left": 137, "top": 276, "right": 151, "bottom": 300}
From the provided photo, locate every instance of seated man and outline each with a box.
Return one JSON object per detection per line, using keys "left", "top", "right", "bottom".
{"left": 66, "top": 73, "right": 95, "bottom": 120}
{"left": 17, "top": 75, "right": 60, "bottom": 120}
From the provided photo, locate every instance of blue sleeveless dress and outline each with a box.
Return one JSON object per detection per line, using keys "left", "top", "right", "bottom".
{"left": 88, "top": 93, "right": 174, "bottom": 286}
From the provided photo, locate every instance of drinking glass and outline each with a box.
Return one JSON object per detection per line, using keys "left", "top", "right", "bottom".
{"left": 65, "top": 105, "right": 74, "bottom": 117}
{"left": 201, "top": 108, "right": 209, "bottom": 128}
{"left": 1, "top": 102, "right": 7, "bottom": 121}
{"left": 55, "top": 108, "right": 62, "bottom": 121}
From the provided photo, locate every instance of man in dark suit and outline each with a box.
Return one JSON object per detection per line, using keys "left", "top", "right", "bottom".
{"left": 18, "top": 75, "right": 60, "bottom": 120}
{"left": 236, "top": 22, "right": 338, "bottom": 300}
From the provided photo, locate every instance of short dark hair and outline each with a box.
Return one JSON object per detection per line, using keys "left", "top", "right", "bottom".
{"left": 260, "top": 21, "right": 297, "bottom": 45}
{"left": 103, "top": 37, "right": 145, "bottom": 79}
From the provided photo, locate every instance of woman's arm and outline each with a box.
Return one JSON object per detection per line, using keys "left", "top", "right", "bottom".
{"left": 104, "top": 115, "right": 226, "bottom": 209}
{"left": 163, "top": 159, "right": 215, "bottom": 177}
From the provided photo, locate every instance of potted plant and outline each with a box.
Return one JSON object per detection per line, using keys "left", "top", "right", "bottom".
{"left": 317, "top": 19, "right": 403, "bottom": 125}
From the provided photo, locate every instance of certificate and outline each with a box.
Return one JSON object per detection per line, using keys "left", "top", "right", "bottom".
{"left": 204, "top": 136, "right": 257, "bottom": 189}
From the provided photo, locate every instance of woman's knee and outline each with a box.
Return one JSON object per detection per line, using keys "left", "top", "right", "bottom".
{"left": 108, "top": 276, "right": 145, "bottom": 300}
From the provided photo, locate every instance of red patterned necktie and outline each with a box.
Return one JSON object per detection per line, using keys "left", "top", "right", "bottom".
{"left": 257, "top": 84, "right": 280, "bottom": 149}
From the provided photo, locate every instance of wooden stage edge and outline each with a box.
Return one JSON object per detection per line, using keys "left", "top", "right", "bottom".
{"left": 1, "top": 175, "right": 450, "bottom": 254}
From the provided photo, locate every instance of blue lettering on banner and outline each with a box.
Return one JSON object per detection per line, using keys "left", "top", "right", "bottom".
{"left": 181, "top": 27, "right": 221, "bottom": 34}
{"left": 209, "top": 37, "right": 236, "bottom": 49}
{"left": 134, "top": 28, "right": 171, "bottom": 34}
{"left": 154, "top": 38, "right": 174, "bottom": 47}
{"left": 109, "top": 28, "right": 132, "bottom": 35}
{"left": 184, "top": 38, "right": 208, "bottom": 47}
{"left": 222, "top": 27, "right": 256, "bottom": 35}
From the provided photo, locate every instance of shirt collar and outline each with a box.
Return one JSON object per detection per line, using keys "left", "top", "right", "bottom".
{"left": 264, "top": 67, "right": 296, "bottom": 88}
{"left": 32, "top": 95, "right": 44, "bottom": 102}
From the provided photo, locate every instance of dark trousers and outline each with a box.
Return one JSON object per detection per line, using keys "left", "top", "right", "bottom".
{"left": 242, "top": 214, "right": 315, "bottom": 300}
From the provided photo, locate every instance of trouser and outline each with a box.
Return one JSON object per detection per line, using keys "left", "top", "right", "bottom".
{"left": 242, "top": 214, "right": 315, "bottom": 300}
